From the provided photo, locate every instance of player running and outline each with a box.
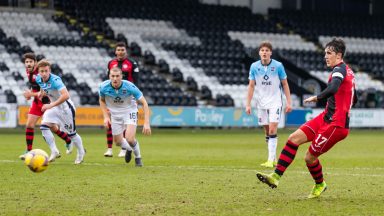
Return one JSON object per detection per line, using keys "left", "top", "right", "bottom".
{"left": 104, "top": 42, "right": 140, "bottom": 158}
{"left": 35, "top": 59, "right": 85, "bottom": 164}
{"left": 99, "top": 67, "right": 151, "bottom": 166}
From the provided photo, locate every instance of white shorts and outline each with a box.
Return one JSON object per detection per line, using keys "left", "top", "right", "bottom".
{"left": 42, "top": 105, "right": 76, "bottom": 135}
{"left": 111, "top": 110, "right": 138, "bottom": 135}
{"left": 257, "top": 107, "right": 282, "bottom": 125}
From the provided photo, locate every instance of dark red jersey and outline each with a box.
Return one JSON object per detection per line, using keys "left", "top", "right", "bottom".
{"left": 107, "top": 57, "right": 139, "bottom": 85}
{"left": 26, "top": 67, "right": 40, "bottom": 92}
{"left": 26, "top": 67, "right": 50, "bottom": 104}
{"left": 323, "top": 62, "right": 356, "bottom": 128}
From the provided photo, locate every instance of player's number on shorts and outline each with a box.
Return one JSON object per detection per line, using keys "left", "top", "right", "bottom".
{"left": 315, "top": 134, "right": 327, "bottom": 147}
{"left": 64, "top": 124, "right": 73, "bottom": 131}
{"left": 129, "top": 112, "right": 137, "bottom": 120}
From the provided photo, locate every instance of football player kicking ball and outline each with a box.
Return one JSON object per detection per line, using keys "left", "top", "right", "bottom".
{"left": 256, "top": 38, "right": 357, "bottom": 198}
{"left": 35, "top": 59, "right": 85, "bottom": 164}
{"left": 99, "top": 67, "right": 151, "bottom": 166}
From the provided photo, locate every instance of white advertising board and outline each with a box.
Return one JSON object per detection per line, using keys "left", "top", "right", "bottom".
{"left": 308, "top": 109, "right": 384, "bottom": 128}
{"left": 0, "top": 103, "right": 17, "bottom": 128}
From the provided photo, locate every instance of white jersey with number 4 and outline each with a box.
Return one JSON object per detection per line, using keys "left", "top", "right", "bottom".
{"left": 249, "top": 59, "right": 287, "bottom": 109}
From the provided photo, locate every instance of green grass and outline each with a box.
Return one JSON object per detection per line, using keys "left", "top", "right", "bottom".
{"left": 0, "top": 128, "right": 383, "bottom": 215}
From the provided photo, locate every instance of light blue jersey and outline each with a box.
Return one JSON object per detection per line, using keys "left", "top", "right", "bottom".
{"left": 36, "top": 73, "right": 74, "bottom": 110}
{"left": 249, "top": 59, "right": 287, "bottom": 109}
{"left": 99, "top": 80, "right": 143, "bottom": 116}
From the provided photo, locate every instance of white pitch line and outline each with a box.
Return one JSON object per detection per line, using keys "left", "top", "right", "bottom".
{"left": 2, "top": 160, "right": 384, "bottom": 177}
{"left": 1, "top": 160, "right": 17, "bottom": 163}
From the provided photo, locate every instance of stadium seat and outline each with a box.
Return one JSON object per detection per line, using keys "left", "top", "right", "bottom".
{"left": 186, "top": 76, "right": 198, "bottom": 92}
{"left": 158, "top": 59, "right": 170, "bottom": 74}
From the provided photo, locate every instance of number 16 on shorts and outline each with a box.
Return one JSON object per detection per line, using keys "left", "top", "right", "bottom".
{"left": 129, "top": 111, "right": 138, "bottom": 125}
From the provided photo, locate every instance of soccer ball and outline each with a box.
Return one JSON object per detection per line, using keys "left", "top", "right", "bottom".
{"left": 24, "top": 149, "right": 49, "bottom": 173}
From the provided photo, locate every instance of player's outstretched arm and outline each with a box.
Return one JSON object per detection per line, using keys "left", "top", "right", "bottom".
{"left": 304, "top": 96, "right": 318, "bottom": 103}
{"left": 246, "top": 80, "right": 255, "bottom": 115}
{"left": 138, "top": 96, "right": 151, "bottom": 135}
{"left": 99, "top": 97, "right": 111, "bottom": 128}
{"left": 304, "top": 77, "right": 343, "bottom": 104}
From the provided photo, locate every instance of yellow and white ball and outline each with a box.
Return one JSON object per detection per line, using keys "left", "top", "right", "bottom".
{"left": 24, "top": 149, "right": 49, "bottom": 173}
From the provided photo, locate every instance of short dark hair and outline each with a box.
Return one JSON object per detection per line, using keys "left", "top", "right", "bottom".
{"left": 258, "top": 41, "right": 273, "bottom": 52}
{"left": 22, "top": 52, "right": 36, "bottom": 62}
{"left": 325, "top": 38, "right": 346, "bottom": 57}
{"left": 115, "top": 42, "right": 127, "bottom": 50}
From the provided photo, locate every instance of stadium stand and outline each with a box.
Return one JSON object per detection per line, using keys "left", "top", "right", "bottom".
{"left": 0, "top": 1, "right": 383, "bottom": 108}
{"left": 54, "top": 0, "right": 310, "bottom": 107}
{"left": 268, "top": 9, "right": 384, "bottom": 40}
{"left": 0, "top": 10, "right": 197, "bottom": 106}
{"left": 268, "top": 9, "right": 384, "bottom": 107}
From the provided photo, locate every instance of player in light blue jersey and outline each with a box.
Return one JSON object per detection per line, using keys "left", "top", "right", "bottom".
{"left": 99, "top": 67, "right": 151, "bottom": 166}
{"left": 35, "top": 60, "right": 85, "bottom": 164}
{"left": 246, "top": 41, "right": 292, "bottom": 168}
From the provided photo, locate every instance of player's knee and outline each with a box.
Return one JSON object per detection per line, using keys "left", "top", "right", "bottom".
{"left": 113, "top": 136, "right": 122, "bottom": 144}
{"left": 287, "top": 133, "right": 298, "bottom": 143}
{"left": 26, "top": 117, "right": 38, "bottom": 128}
{"left": 126, "top": 137, "right": 135, "bottom": 145}
{"left": 26, "top": 127, "right": 34, "bottom": 131}
{"left": 26, "top": 121, "right": 35, "bottom": 128}
{"left": 288, "top": 130, "right": 307, "bottom": 145}
{"left": 304, "top": 151, "right": 317, "bottom": 164}
{"left": 26, "top": 122, "right": 34, "bottom": 129}
{"left": 268, "top": 125, "right": 278, "bottom": 135}
{"left": 51, "top": 125, "right": 59, "bottom": 133}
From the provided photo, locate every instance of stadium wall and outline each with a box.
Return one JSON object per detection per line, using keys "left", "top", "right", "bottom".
{"left": 3, "top": 104, "right": 383, "bottom": 128}
{"left": 17, "top": 105, "right": 269, "bottom": 128}
{"left": 287, "top": 109, "right": 384, "bottom": 128}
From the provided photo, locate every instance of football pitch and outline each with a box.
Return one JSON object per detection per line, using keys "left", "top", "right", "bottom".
{"left": 0, "top": 128, "right": 383, "bottom": 215}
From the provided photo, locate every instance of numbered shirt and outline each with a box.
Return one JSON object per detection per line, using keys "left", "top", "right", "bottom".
{"left": 99, "top": 80, "right": 143, "bottom": 116}
{"left": 35, "top": 74, "right": 74, "bottom": 110}
{"left": 249, "top": 59, "right": 287, "bottom": 109}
